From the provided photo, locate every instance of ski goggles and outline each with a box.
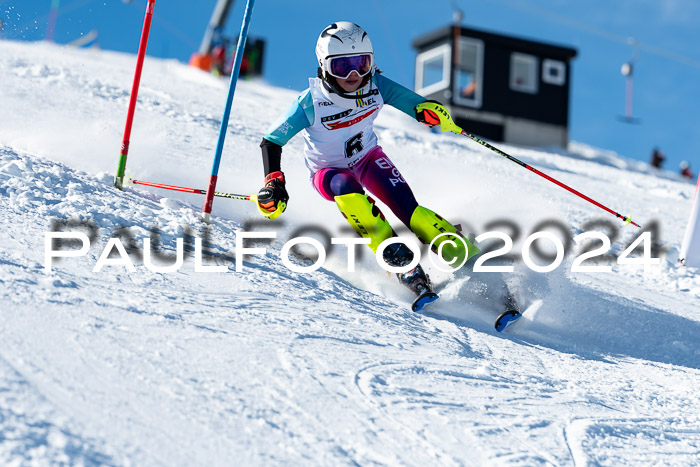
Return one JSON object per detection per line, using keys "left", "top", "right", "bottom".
{"left": 325, "top": 53, "right": 374, "bottom": 79}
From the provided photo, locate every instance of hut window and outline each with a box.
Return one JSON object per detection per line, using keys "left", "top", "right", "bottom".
{"left": 453, "top": 38, "right": 484, "bottom": 108}
{"left": 543, "top": 59, "right": 566, "bottom": 85}
{"left": 510, "top": 53, "right": 539, "bottom": 94}
{"left": 416, "top": 44, "right": 451, "bottom": 95}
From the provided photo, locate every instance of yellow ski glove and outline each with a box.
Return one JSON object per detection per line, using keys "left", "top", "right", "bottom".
{"left": 415, "top": 100, "right": 463, "bottom": 135}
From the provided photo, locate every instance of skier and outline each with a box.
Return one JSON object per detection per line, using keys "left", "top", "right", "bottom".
{"left": 256, "top": 22, "right": 519, "bottom": 330}
{"left": 650, "top": 148, "right": 665, "bottom": 169}
{"left": 680, "top": 161, "right": 694, "bottom": 180}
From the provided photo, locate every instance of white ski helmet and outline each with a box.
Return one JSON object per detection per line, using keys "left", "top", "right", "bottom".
{"left": 315, "top": 22, "right": 376, "bottom": 108}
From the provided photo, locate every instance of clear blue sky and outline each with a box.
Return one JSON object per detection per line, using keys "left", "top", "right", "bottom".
{"left": 2, "top": 0, "right": 699, "bottom": 177}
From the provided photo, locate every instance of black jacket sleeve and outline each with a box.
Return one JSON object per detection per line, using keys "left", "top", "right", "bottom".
{"left": 260, "top": 138, "right": 282, "bottom": 177}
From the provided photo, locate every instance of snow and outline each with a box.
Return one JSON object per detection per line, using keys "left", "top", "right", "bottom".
{"left": 1, "top": 40, "right": 699, "bottom": 465}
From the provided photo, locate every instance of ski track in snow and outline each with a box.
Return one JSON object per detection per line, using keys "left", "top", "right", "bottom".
{"left": 1, "top": 41, "right": 699, "bottom": 465}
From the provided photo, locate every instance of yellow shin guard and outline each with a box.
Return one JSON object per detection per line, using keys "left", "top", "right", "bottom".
{"left": 335, "top": 193, "right": 394, "bottom": 253}
{"left": 409, "top": 206, "right": 480, "bottom": 267}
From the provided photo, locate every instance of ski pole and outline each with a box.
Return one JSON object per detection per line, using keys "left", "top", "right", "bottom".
{"left": 460, "top": 130, "right": 640, "bottom": 228}
{"left": 202, "top": 0, "right": 256, "bottom": 223}
{"left": 130, "top": 178, "right": 256, "bottom": 201}
{"left": 418, "top": 102, "right": 640, "bottom": 227}
{"left": 114, "top": 0, "right": 156, "bottom": 190}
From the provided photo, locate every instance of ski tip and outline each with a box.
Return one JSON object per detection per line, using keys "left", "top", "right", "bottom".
{"left": 495, "top": 309, "right": 521, "bottom": 332}
{"left": 412, "top": 292, "right": 439, "bottom": 312}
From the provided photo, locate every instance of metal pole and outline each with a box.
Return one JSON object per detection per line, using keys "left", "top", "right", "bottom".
{"left": 46, "top": 0, "right": 60, "bottom": 42}
{"left": 198, "top": 0, "right": 236, "bottom": 55}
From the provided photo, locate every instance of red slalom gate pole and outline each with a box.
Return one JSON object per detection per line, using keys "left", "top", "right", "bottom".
{"left": 460, "top": 130, "right": 641, "bottom": 228}
{"left": 114, "top": 0, "right": 156, "bottom": 190}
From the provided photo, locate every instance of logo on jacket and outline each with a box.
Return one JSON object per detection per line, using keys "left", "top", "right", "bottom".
{"left": 321, "top": 109, "right": 352, "bottom": 123}
{"left": 322, "top": 107, "right": 378, "bottom": 130}
{"left": 353, "top": 88, "right": 380, "bottom": 108}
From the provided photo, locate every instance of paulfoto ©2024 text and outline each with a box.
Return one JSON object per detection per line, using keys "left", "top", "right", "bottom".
{"left": 43, "top": 218, "right": 663, "bottom": 275}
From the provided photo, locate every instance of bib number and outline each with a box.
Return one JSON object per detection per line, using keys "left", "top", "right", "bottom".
{"left": 344, "top": 133, "right": 363, "bottom": 158}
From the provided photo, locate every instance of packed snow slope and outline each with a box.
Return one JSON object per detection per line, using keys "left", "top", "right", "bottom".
{"left": 1, "top": 41, "right": 699, "bottom": 466}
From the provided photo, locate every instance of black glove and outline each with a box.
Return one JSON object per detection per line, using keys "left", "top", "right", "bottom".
{"left": 257, "top": 171, "right": 288, "bottom": 219}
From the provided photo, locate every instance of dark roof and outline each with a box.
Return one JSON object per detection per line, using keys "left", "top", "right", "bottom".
{"left": 413, "top": 25, "right": 577, "bottom": 60}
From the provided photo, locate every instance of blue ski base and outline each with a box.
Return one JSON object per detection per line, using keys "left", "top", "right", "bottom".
{"left": 412, "top": 292, "right": 439, "bottom": 312}
{"left": 495, "top": 310, "right": 522, "bottom": 332}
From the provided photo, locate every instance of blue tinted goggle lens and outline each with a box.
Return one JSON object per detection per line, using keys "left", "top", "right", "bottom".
{"left": 328, "top": 54, "right": 372, "bottom": 79}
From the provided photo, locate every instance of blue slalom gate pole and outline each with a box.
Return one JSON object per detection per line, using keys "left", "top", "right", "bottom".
{"left": 202, "top": 0, "right": 256, "bottom": 223}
